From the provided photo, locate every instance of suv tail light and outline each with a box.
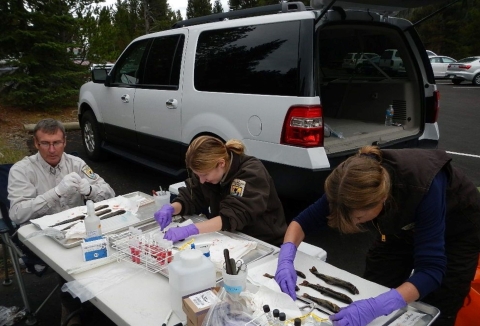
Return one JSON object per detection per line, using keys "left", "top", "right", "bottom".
{"left": 459, "top": 64, "right": 472, "bottom": 70}
{"left": 281, "top": 105, "right": 323, "bottom": 147}
{"left": 426, "top": 90, "right": 440, "bottom": 123}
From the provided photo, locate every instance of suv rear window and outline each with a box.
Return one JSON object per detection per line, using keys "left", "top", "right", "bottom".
{"left": 194, "top": 21, "right": 300, "bottom": 96}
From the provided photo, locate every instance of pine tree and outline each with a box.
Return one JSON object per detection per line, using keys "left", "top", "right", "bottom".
{"left": 187, "top": 0, "right": 213, "bottom": 18}
{"left": 213, "top": 0, "right": 224, "bottom": 13}
{"left": 0, "top": 0, "right": 91, "bottom": 109}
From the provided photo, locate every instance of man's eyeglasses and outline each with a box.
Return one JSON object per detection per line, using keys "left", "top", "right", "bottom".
{"left": 38, "top": 141, "right": 65, "bottom": 149}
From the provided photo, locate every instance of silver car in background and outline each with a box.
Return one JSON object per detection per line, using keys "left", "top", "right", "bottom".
{"left": 429, "top": 56, "right": 456, "bottom": 78}
{"left": 445, "top": 56, "right": 480, "bottom": 85}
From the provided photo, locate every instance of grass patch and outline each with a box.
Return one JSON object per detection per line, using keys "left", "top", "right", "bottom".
{"left": 0, "top": 138, "right": 29, "bottom": 164}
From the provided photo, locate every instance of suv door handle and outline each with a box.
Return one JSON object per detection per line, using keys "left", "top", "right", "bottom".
{"left": 121, "top": 94, "right": 130, "bottom": 103}
{"left": 166, "top": 99, "right": 178, "bottom": 109}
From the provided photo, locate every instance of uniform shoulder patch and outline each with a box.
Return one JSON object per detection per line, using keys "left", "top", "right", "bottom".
{"left": 230, "top": 179, "right": 246, "bottom": 197}
{"left": 81, "top": 165, "right": 98, "bottom": 180}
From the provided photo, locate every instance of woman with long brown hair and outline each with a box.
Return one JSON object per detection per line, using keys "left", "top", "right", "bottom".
{"left": 275, "top": 146, "right": 480, "bottom": 326}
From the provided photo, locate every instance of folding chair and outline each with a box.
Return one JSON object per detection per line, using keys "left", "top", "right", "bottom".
{"left": 0, "top": 163, "right": 59, "bottom": 325}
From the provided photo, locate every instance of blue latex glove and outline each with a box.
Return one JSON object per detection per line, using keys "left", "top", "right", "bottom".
{"left": 154, "top": 204, "right": 174, "bottom": 230}
{"left": 163, "top": 224, "right": 199, "bottom": 242}
{"left": 330, "top": 289, "right": 407, "bottom": 326}
{"left": 274, "top": 242, "right": 298, "bottom": 300}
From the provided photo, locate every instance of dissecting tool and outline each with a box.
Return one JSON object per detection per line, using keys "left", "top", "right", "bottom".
{"left": 161, "top": 309, "right": 173, "bottom": 326}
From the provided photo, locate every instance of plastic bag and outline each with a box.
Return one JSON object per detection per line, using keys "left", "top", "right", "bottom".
{"left": 0, "top": 306, "right": 26, "bottom": 326}
{"left": 202, "top": 288, "right": 263, "bottom": 326}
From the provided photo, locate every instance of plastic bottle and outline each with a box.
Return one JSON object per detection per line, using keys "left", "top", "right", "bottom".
{"left": 84, "top": 200, "right": 102, "bottom": 239}
{"left": 168, "top": 249, "right": 216, "bottom": 320}
{"left": 385, "top": 104, "right": 394, "bottom": 126}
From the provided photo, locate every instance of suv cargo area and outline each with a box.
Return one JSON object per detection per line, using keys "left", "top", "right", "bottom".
{"left": 317, "top": 23, "right": 423, "bottom": 155}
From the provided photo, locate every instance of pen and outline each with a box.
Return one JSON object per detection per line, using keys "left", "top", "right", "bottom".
{"left": 162, "top": 309, "right": 173, "bottom": 326}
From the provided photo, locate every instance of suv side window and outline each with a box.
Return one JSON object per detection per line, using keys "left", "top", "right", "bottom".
{"left": 195, "top": 21, "right": 300, "bottom": 96}
{"left": 112, "top": 39, "right": 149, "bottom": 85}
{"left": 141, "top": 34, "right": 185, "bottom": 89}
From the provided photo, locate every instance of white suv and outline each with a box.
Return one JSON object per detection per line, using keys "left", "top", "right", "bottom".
{"left": 78, "top": 1, "right": 440, "bottom": 200}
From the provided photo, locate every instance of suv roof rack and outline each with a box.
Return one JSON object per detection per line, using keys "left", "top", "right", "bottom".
{"left": 172, "top": 2, "right": 310, "bottom": 29}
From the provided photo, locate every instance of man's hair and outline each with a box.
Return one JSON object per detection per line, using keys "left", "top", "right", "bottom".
{"left": 33, "top": 118, "right": 66, "bottom": 139}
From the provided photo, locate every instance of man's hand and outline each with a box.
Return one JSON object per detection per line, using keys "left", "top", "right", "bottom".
{"left": 79, "top": 179, "right": 92, "bottom": 196}
{"left": 54, "top": 172, "right": 81, "bottom": 197}
{"left": 163, "top": 224, "right": 199, "bottom": 242}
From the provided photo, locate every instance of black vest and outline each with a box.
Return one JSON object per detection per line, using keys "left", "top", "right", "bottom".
{"left": 376, "top": 149, "right": 480, "bottom": 240}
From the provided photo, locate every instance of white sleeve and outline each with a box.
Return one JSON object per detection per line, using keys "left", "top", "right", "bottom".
{"left": 7, "top": 166, "right": 59, "bottom": 224}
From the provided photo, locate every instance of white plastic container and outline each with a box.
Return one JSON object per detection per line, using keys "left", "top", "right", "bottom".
{"left": 84, "top": 200, "right": 102, "bottom": 239}
{"left": 168, "top": 249, "right": 216, "bottom": 320}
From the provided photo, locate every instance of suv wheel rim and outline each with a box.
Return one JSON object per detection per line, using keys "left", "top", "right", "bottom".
{"left": 83, "top": 122, "right": 95, "bottom": 152}
{"left": 475, "top": 75, "right": 480, "bottom": 85}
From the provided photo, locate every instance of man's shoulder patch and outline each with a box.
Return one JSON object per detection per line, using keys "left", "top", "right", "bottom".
{"left": 81, "top": 165, "right": 98, "bottom": 180}
{"left": 230, "top": 179, "right": 246, "bottom": 197}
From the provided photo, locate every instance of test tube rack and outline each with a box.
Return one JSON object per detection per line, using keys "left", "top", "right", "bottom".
{"left": 109, "top": 229, "right": 173, "bottom": 273}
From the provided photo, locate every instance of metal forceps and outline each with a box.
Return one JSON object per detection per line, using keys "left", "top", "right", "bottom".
{"left": 222, "top": 259, "right": 246, "bottom": 275}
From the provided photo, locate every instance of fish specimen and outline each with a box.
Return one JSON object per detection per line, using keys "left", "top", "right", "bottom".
{"left": 309, "top": 266, "right": 360, "bottom": 295}
{"left": 296, "top": 270, "right": 306, "bottom": 279}
{"left": 302, "top": 293, "right": 340, "bottom": 313}
{"left": 300, "top": 280, "right": 353, "bottom": 304}
{"left": 263, "top": 273, "right": 299, "bottom": 291}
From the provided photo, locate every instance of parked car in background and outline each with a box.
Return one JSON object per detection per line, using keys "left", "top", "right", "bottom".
{"left": 355, "top": 55, "right": 381, "bottom": 75}
{"left": 429, "top": 56, "right": 457, "bottom": 78}
{"left": 426, "top": 50, "right": 437, "bottom": 57}
{"left": 342, "top": 52, "right": 378, "bottom": 72}
{"left": 445, "top": 56, "right": 480, "bottom": 85}
{"left": 379, "top": 49, "right": 405, "bottom": 75}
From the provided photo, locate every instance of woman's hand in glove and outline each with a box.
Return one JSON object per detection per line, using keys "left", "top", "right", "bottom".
{"left": 163, "top": 224, "right": 199, "bottom": 242}
{"left": 274, "top": 242, "right": 298, "bottom": 300}
{"left": 154, "top": 204, "right": 174, "bottom": 230}
{"left": 330, "top": 289, "right": 407, "bottom": 326}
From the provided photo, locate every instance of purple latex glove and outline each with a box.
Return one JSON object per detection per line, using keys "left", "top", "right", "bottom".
{"left": 163, "top": 224, "right": 199, "bottom": 242}
{"left": 330, "top": 289, "right": 407, "bottom": 326}
{"left": 154, "top": 204, "right": 174, "bottom": 230}
{"left": 274, "top": 242, "right": 298, "bottom": 300}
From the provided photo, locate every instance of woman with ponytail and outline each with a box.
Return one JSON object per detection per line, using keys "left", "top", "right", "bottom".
{"left": 154, "top": 135, "right": 286, "bottom": 246}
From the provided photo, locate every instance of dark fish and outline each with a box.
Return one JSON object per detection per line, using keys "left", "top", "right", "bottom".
{"left": 296, "top": 270, "right": 306, "bottom": 279}
{"left": 94, "top": 204, "right": 109, "bottom": 211}
{"left": 309, "top": 266, "right": 359, "bottom": 295}
{"left": 300, "top": 280, "right": 353, "bottom": 304}
{"left": 95, "top": 209, "right": 112, "bottom": 216}
{"left": 263, "top": 273, "right": 299, "bottom": 291}
{"left": 302, "top": 293, "right": 340, "bottom": 313}
{"left": 99, "top": 210, "right": 126, "bottom": 220}
{"left": 50, "top": 215, "right": 85, "bottom": 227}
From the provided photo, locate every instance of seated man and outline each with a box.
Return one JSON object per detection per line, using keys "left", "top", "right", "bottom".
{"left": 7, "top": 118, "right": 115, "bottom": 325}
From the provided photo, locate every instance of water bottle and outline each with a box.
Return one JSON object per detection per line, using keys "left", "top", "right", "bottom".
{"left": 385, "top": 104, "right": 394, "bottom": 126}
{"left": 84, "top": 200, "right": 102, "bottom": 239}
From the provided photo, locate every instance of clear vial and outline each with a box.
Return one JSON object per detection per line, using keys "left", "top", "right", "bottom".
{"left": 272, "top": 309, "right": 280, "bottom": 325}
{"left": 279, "top": 312, "right": 286, "bottom": 325}
{"left": 385, "top": 104, "right": 394, "bottom": 126}
{"left": 263, "top": 305, "right": 274, "bottom": 325}
{"left": 294, "top": 318, "right": 302, "bottom": 326}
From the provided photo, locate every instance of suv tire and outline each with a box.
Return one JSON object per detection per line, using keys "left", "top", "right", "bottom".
{"left": 80, "top": 110, "right": 106, "bottom": 161}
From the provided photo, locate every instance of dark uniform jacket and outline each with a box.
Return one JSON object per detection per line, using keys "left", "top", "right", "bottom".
{"left": 173, "top": 152, "right": 287, "bottom": 246}
{"left": 378, "top": 149, "right": 480, "bottom": 240}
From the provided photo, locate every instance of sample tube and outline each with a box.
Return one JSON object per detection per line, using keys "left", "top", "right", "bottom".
{"left": 294, "top": 318, "right": 301, "bottom": 326}
{"left": 279, "top": 312, "right": 286, "bottom": 325}
{"left": 263, "top": 305, "right": 274, "bottom": 325}
{"left": 273, "top": 309, "right": 280, "bottom": 325}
